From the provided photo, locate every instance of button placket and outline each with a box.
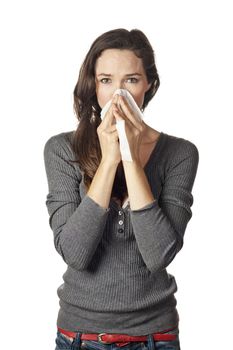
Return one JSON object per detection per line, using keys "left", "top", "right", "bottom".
{"left": 117, "top": 210, "right": 125, "bottom": 234}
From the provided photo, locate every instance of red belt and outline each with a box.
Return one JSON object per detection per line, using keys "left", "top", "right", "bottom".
{"left": 58, "top": 327, "right": 177, "bottom": 346}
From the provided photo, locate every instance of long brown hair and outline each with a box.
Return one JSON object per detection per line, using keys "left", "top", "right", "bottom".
{"left": 71, "top": 28, "right": 160, "bottom": 201}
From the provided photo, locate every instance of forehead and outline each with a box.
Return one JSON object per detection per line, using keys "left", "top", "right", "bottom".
{"left": 95, "top": 49, "right": 144, "bottom": 74}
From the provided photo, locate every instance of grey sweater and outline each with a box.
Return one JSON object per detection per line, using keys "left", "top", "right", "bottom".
{"left": 43, "top": 130, "right": 199, "bottom": 335}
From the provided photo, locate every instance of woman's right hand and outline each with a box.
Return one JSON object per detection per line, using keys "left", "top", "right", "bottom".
{"left": 97, "top": 96, "right": 121, "bottom": 166}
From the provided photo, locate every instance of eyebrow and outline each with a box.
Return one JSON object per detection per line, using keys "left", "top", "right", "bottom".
{"left": 97, "top": 73, "right": 142, "bottom": 77}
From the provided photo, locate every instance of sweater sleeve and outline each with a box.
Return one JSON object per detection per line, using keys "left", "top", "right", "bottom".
{"left": 43, "top": 134, "right": 110, "bottom": 270}
{"left": 129, "top": 140, "right": 199, "bottom": 274}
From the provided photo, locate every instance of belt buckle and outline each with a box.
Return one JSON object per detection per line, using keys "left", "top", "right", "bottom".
{"left": 98, "top": 333, "right": 111, "bottom": 344}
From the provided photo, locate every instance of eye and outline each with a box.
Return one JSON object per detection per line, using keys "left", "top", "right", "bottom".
{"left": 125, "top": 77, "right": 139, "bottom": 83}
{"left": 100, "top": 78, "right": 111, "bottom": 84}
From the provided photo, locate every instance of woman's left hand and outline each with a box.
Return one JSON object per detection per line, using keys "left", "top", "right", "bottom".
{"left": 112, "top": 95, "right": 146, "bottom": 165}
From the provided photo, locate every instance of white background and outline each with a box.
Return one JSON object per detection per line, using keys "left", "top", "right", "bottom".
{"left": 0, "top": 1, "right": 232, "bottom": 349}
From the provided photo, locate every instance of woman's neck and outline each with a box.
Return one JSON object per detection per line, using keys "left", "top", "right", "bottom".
{"left": 141, "top": 123, "right": 160, "bottom": 145}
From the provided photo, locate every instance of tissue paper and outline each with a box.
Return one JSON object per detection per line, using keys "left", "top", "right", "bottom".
{"left": 100, "top": 89, "right": 143, "bottom": 161}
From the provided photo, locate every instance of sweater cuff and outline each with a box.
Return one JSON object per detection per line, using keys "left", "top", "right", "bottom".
{"left": 84, "top": 194, "right": 111, "bottom": 213}
{"left": 130, "top": 200, "right": 158, "bottom": 213}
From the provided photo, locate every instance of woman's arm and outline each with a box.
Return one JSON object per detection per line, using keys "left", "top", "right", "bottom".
{"left": 127, "top": 141, "right": 199, "bottom": 274}
{"left": 122, "top": 161, "right": 155, "bottom": 210}
{"left": 113, "top": 96, "right": 199, "bottom": 274}
{"left": 87, "top": 96, "right": 121, "bottom": 208}
{"left": 112, "top": 95, "right": 156, "bottom": 210}
{"left": 44, "top": 100, "right": 121, "bottom": 271}
{"left": 44, "top": 135, "right": 111, "bottom": 271}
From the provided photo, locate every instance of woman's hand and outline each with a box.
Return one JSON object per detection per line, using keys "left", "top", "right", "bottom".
{"left": 112, "top": 95, "right": 155, "bottom": 211}
{"left": 112, "top": 95, "right": 146, "bottom": 165}
{"left": 97, "top": 95, "right": 121, "bottom": 166}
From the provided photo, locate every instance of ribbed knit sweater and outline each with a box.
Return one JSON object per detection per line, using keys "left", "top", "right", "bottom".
{"left": 43, "top": 130, "right": 199, "bottom": 335}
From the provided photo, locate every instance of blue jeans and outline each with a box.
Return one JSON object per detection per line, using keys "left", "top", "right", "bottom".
{"left": 55, "top": 328, "right": 180, "bottom": 350}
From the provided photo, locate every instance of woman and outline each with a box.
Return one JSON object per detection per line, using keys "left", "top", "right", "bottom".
{"left": 44, "top": 28, "right": 199, "bottom": 350}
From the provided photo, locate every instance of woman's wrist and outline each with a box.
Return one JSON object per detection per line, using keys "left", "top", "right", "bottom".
{"left": 122, "top": 159, "right": 142, "bottom": 170}
{"left": 87, "top": 160, "right": 118, "bottom": 209}
{"left": 122, "top": 160, "right": 154, "bottom": 210}
{"left": 100, "top": 158, "right": 120, "bottom": 170}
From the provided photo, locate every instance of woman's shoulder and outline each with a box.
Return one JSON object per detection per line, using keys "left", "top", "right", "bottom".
{"left": 44, "top": 130, "right": 75, "bottom": 147}
{"left": 157, "top": 132, "right": 199, "bottom": 174}
{"left": 162, "top": 131, "right": 199, "bottom": 160}
{"left": 43, "top": 130, "right": 75, "bottom": 156}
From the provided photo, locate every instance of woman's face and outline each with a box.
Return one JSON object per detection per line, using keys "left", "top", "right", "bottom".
{"left": 95, "top": 49, "right": 151, "bottom": 109}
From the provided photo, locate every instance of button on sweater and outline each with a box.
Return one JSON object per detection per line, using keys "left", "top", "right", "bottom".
{"left": 43, "top": 130, "right": 199, "bottom": 335}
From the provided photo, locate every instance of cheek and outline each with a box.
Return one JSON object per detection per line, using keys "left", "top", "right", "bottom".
{"left": 129, "top": 91, "right": 145, "bottom": 109}
{"left": 129, "top": 83, "right": 150, "bottom": 108}
{"left": 96, "top": 86, "right": 114, "bottom": 109}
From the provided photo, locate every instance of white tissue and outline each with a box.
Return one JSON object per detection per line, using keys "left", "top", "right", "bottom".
{"left": 100, "top": 89, "right": 143, "bottom": 161}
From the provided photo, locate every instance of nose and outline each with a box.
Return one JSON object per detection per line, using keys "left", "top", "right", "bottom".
{"left": 114, "top": 80, "right": 126, "bottom": 91}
